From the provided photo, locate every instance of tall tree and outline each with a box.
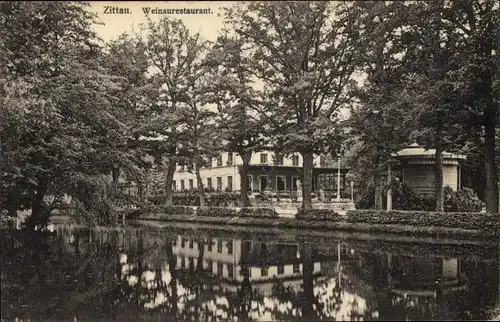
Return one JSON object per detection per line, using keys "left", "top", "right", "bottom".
{"left": 0, "top": 2, "right": 131, "bottom": 229}
{"left": 203, "top": 32, "right": 266, "bottom": 207}
{"left": 140, "top": 18, "right": 210, "bottom": 206}
{"left": 224, "top": 1, "right": 359, "bottom": 209}
{"left": 354, "top": 0, "right": 499, "bottom": 212}
{"left": 102, "top": 33, "right": 156, "bottom": 201}
{"left": 347, "top": 1, "right": 414, "bottom": 210}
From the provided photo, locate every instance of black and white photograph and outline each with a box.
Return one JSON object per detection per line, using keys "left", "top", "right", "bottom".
{"left": 1, "top": 1, "right": 499, "bottom": 321}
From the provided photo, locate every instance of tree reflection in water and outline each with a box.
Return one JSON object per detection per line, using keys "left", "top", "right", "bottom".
{"left": 1, "top": 225, "right": 498, "bottom": 321}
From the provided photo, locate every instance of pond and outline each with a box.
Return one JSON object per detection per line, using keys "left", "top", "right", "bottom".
{"left": 1, "top": 222, "right": 499, "bottom": 321}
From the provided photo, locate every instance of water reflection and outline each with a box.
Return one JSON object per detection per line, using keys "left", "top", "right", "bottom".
{"left": 1, "top": 225, "right": 499, "bottom": 321}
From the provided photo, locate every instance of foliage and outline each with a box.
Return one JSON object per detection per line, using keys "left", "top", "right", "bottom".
{"left": 67, "top": 175, "right": 116, "bottom": 226}
{"left": 203, "top": 30, "right": 267, "bottom": 207}
{"left": 149, "top": 192, "right": 240, "bottom": 207}
{"left": 223, "top": 2, "right": 360, "bottom": 209}
{"left": 444, "top": 187, "right": 484, "bottom": 213}
{"left": 238, "top": 207, "right": 279, "bottom": 219}
{"left": 295, "top": 209, "right": 343, "bottom": 222}
{"left": 196, "top": 207, "right": 238, "bottom": 218}
{"left": 0, "top": 2, "right": 134, "bottom": 230}
{"left": 345, "top": 210, "right": 498, "bottom": 231}
{"left": 356, "top": 182, "right": 483, "bottom": 213}
{"left": 347, "top": 0, "right": 499, "bottom": 212}
{"left": 390, "top": 183, "right": 436, "bottom": 212}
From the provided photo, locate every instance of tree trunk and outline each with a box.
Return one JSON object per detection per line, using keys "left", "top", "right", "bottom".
{"left": 165, "top": 158, "right": 176, "bottom": 206}
{"left": 196, "top": 238, "right": 205, "bottom": 272}
{"left": 435, "top": 140, "right": 444, "bottom": 212}
{"left": 484, "top": 105, "right": 498, "bottom": 213}
{"left": 111, "top": 166, "right": 120, "bottom": 199}
{"left": 374, "top": 173, "right": 383, "bottom": 210}
{"left": 195, "top": 160, "right": 206, "bottom": 207}
{"left": 25, "top": 178, "right": 49, "bottom": 231}
{"left": 301, "top": 152, "right": 314, "bottom": 209}
{"left": 386, "top": 161, "right": 393, "bottom": 211}
{"left": 239, "top": 151, "right": 252, "bottom": 208}
{"left": 301, "top": 243, "right": 315, "bottom": 319}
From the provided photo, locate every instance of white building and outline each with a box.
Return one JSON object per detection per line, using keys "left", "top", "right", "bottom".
{"left": 172, "top": 150, "right": 349, "bottom": 192}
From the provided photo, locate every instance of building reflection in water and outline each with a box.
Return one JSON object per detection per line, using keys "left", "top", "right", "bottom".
{"left": 2, "top": 225, "right": 497, "bottom": 321}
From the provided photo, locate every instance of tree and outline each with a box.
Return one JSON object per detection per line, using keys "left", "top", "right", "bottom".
{"left": 348, "top": 0, "right": 499, "bottom": 212}
{"left": 224, "top": 2, "right": 359, "bottom": 209}
{"left": 347, "top": 1, "right": 414, "bottom": 210}
{"left": 102, "top": 33, "right": 157, "bottom": 201}
{"left": 140, "top": 18, "right": 211, "bottom": 206}
{"left": 0, "top": 2, "right": 132, "bottom": 230}
{"left": 203, "top": 31, "right": 267, "bottom": 207}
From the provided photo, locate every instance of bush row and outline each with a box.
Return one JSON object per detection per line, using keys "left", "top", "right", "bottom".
{"left": 356, "top": 183, "right": 484, "bottom": 213}
{"left": 295, "top": 209, "right": 344, "bottom": 222}
{"left": 149, "top": 192, "right": 240, "bottom": 207}
{"left": 137, "top": 205, "right": 279, "bottom": 219}
{"left": 345, "top": 210, "right": 498, "bottom": 231}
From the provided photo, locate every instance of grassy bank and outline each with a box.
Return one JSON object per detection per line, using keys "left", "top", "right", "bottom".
{"left": 130, "top": 206, "right": 499, "bottom": 239}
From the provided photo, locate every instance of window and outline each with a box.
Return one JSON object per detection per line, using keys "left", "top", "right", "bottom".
{"left": 180, "top": 180, "right": 185, "bottom": 191}
{"left": 217, "top": 240, "right": 223, "bottom": 253}
{"left": 217, "top": 155, "right": 223, "bottom": 166}
{"left": 217, "top": 263, "right": 223, "bottom": 276}
{"left": 293, "top": 263, "right": 300, "bottom": 273}
{"left": 260, "top": 153, "right": 268, "bottom": 164}
{"left": 292, "top": 155, "right": 299, "bottom": 166}
{"left": 227, "top": 240, "right": 233, "bottom": 255}
{"left": 228, "top": 264, "right": 234, "bottom": 278}
{"left": 217, "top": 177, "right": 222, "bottom": 191}
{"left": 259, "top": 176, "right": 268, "bottom": 191}
{"left": 227, "top": 153, "right": 233, "bottom": 165}
{"left": 172, "top": 237, "right": 177, "bottom": 246}
{"left": 181, "top": 257, "right": 186, "bottom": 269}
{"left": 207, "top": 260, "right": 213, "bottom": 273}
{"left": 207, "top": 238, "right": 213, "bottom": 251}
{"left": 189, "top": 238, "right": 194, "bottom": 249}
{"left": 292, "top": 177, "right": 299, "bottom": 191}
{"left": 278, "top": 264, "right": 285, "bottom": 275}
{"left": 181, "top": 238, "right": 185, "bottom": 248}
{"left": 172, "top": 180, "right": 177, "bottom": 191}
{"left": 189, "top": 179, "right": 194, "bottom": 189}
{"left": 320, "top": 156, "right": 327, "bottom": 168}
{"left": 189, "top": 258, "right": 195, "bottom": 271}
{"left": 276, "top": 176, "right": 286, "bottom": 191}
{"left": 207, "top": 178, "right": 212, "bottom": 189}
{"left": 261, "top": 266, "right": 268, "bottom": 277}
{"left": 247, "top": 175, "right": 253, "bottom": 190}
{"left": 276, "top": 155, "right": 284, "bottom": 165}
{"left": 227, "top": 176, "right": 233, "bottom": 191}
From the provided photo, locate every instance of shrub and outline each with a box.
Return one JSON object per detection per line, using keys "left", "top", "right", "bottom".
{"left": 161, "top": 206, "right": 195, "bottom": 217}
{"left": 444, "top": 187, "right": 484, "bottom": 212}
{"left": 197, "top": 207, "right": 238, "bottom": 217}
{"left": 239, "top": 207, "right": 279, "bottom": 219}
{"left": 296, "top": 209, "right": 344, "bottom": 221}
{"left": 345, "top": 210, "right": 498, "bottom": 231}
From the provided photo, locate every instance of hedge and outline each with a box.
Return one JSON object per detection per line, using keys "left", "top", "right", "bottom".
{"left": 345, "top": 210, "right": 499, "bottom": 231}
{"left": 197, "top": 207, "right": 238, "bottom": 217}
{"left": 295, "top": 209, "right": 343, "bottom": 222}
{"left": 142, "top": 205, "right": 195, "bottom": 218}
{"left": 149, "top": 192, "right": 240, "bottom": 207}
{"left": 239, "top": 207, "right": 279, "bottom": 219}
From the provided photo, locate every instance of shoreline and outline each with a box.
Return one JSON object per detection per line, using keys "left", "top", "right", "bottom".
{"left": 131, "top": 213, "right": 498, "bottom": 240}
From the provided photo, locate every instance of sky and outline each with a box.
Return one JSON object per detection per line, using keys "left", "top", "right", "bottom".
{"left": 87, "top": 1, "right": 230, "bottom": 42}
{"left": 86, "top": 1, "right": 352, "bottom": 119}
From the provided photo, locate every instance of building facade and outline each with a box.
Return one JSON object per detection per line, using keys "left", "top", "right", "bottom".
{"left": 172, "top": 150, "right": 349, "bottom": 193}
{"left": 391, "top": 143, "right": 466, "bottom": 196}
